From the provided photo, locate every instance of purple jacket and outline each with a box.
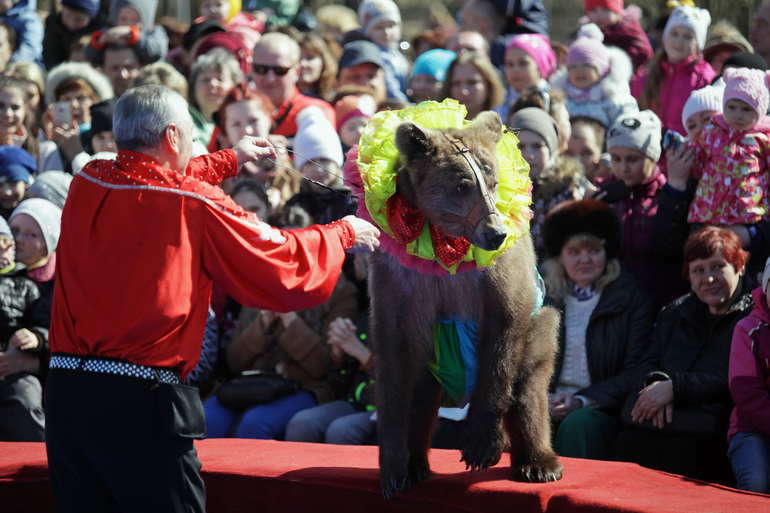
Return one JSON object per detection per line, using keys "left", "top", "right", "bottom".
{"left": 728, "top": 286, "right": 770, "bottom": 441}
{"left": 631, "top": 55, "right": 716, "bottom": 136}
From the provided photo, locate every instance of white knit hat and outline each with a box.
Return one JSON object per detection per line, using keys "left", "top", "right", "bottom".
{"left": 681, "top": 84, "right": 724, "bottom": 130}
{"left": 663, "top": 5, "right": 711, "bottom": 51}
{"left": 293, "top": 107, "right": 344, "bottom": 172}
{"left": 9, "top": 198, "right": 62, "bottom": 257}
{"left": 607, "top": 110, "right": 662, "bottom": 162}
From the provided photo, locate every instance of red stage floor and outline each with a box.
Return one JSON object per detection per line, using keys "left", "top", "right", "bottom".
{"left": 1, "top": 439, "right": 768, "bottom": 512}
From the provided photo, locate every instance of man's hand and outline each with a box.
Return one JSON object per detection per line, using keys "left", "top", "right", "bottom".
{"left": 233, "top": 137, "right": 277, "bottom": 168}
{"left": 341, "top": 215, "right": 380, "bottom": 254}
{"left": 548, "top": 391, "right": 583, "bottom": 421}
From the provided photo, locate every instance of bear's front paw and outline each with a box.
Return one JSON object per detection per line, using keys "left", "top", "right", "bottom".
{"left": 460, "top": 432, "right": 504, "bottom": 473}
{"left": 514, "top": 455, "right": 563, "bottom": 483}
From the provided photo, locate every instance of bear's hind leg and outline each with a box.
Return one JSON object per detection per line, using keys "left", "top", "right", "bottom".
{"left": 404, "top": 368, "right": 442, "bottom": 487}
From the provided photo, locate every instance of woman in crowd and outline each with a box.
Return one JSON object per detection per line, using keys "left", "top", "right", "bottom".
{"left": 294, "top": 31, "right": 338, "bottom": 102}
{"left": 188, "top": 48, "right": 244, "bottom": 148}
{"left": 610, "top": 226, "right": 753, "bottom": 485}
{"left": 440, "top": 52, "right": 505, "bottom": 120}
{"left": 542, "top": 199, "right": 653, "bottom": 459}
{"left": 605, "top": 109, "right": 688, "bottom": 314}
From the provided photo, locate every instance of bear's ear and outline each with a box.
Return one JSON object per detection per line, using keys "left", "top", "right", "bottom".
{"left": 467, "top": 111, "right": 503, "bottom": 143}
{"left": 395, "top": 122, "right": 433, "bottom": 160}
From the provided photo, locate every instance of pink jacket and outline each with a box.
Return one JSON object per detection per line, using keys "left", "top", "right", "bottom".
{"left": 689, "top": 114, "right": 770, "bottom": 225}
{"left": 728, "top": 286, "right": 770, "bottom": 441}
{"left": 631, "top": 55, "right": 715, "bottom": 136}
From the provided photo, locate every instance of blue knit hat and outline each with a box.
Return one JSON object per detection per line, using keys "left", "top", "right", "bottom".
{"left": 411, "top": 49, "right": 456, "bottom": 83}
{"left": 0, "top": 146, "right": 36, "bottom": 184}
{"left": 62, "top": 0, "right": 100, "bottom": 19}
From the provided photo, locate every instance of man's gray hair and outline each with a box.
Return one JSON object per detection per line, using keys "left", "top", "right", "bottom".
{"left": 113, "top": 84, "right": 191, "bottom": 151}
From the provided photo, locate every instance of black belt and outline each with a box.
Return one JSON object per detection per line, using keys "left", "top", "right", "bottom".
{"left": 49, "top": 354, "right": 181, "bottom": 384}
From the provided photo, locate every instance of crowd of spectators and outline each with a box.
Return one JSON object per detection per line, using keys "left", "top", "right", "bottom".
{"left": 2, "top": 0, "right": 770, "bottom": 495}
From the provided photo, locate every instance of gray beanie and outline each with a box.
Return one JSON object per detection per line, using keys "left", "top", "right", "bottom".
{"left": 27, "top": 171, "right": 73, "bottom": 210}
{"left": 509, "top": 107, "right": 559, "bottom": 156}
{"left": 606, "top": 110, "right": 662, "bottom": 162}
{"left": 9, "top": 198, "right": 63, "bottom": 257}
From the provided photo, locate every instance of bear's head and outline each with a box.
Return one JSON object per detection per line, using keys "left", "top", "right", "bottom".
{"left": 394, "top": 111, "right": 508, "bottom": 251}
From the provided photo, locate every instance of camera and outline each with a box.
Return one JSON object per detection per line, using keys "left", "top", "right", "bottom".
{"left": 662, "top": 129, "right": 686, "bottom": 151}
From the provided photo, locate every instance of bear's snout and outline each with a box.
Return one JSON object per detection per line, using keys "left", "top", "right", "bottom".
{"left": 472, "top": 216, "right": 508, "bottom": 251}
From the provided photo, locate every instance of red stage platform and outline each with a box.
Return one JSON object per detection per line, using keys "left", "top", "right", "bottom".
{"left": 1, "top": 439, "right": 768, "bottom": 512}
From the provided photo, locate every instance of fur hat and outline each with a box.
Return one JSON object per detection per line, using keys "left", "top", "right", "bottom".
{"left": 722, "top": 67, "right": 770, "bottom": 118}
{"left": 334, "top": 93, "right": 377, "bottom": 132}
{"left": 567, "top": 24, "right": 610, "bottom": 77}
{"left": 584, "top": 0, "right": 623, "bottom": 15}
{"left": 9, "top": 199, "right": 62, "bottom": 257}
{"left": 293, "top": 107, "right": 344, "bottom": 171}
{"left": 543, "top": 199, "right": 623, "bottom": 259}
{"left": 663, "top": 5, "right": 711, "bottom": 51}
{"left": 506, "top": 33, "right": 556, "bottom": 80}
{"left": 44, "top": 62, "right": 115, "bottom": 106}
{"left": 358, "top": 0, "right": 401, "bottom": 36}
{"left": 681, "top": 84, "right": 724, "bottom": 129}
{"left": 0, "top": 146, "right": 36, "bottom": 184}
{"left": 27, "top": 171, "right": 73, "bottom": 210}
{"left": 607, "top": 110, "right": 662, "bottom": 162}
{"left": 509, "top": 107, "right": 559, "bottom": 157}
{"left": 411, "top": 49, "right": 456, "bottom": 83}
{"left": 62, "top": 0, "right": 100, "bottom": 18}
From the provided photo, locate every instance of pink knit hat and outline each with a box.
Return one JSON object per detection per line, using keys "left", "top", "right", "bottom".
{"left": 722, "top": 67, "right": 770, "bottom": 118}
{"left": 584, "top": 0, "right": 623, "bottom": 14}
{"left": 506, "top": 33, "right": 556, "bottom": 80}
{"left": 566, "top": 24, "right": 609, "bottom": 77}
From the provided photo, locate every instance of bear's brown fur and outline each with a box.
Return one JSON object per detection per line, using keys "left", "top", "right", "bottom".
{"left": 369, "top": 111, "right": 563, "bottom": 498}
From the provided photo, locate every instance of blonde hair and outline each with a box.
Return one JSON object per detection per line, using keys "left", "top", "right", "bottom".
{"left": 542, "top": 233, "right": 621, "bottom": 301}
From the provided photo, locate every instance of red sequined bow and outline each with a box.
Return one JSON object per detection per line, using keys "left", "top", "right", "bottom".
{"left": 386, "top": 193, "right": 471, "bottom": 268}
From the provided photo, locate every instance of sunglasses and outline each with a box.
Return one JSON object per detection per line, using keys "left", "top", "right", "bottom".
{"left": 252, "top": 64, "right": 294, "bottom": 76}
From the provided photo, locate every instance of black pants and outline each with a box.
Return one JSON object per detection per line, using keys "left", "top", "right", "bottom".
{"left": 45, "top": 368, "right": 206, "bottom": 513}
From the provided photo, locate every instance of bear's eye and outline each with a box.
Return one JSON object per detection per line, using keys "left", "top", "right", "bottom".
{"left": 481, "top": 164, "right": 493, "bottom": 175}
{"left": 455, "top": 183, "right": 471, "bottom": 195}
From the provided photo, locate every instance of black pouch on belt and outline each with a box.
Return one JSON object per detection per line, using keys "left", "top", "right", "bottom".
{"left": 157, "top": 381, "right": 207, "bottom": 439}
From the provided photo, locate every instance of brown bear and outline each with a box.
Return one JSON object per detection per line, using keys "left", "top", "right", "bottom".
{"left": 365, "top": 111, "right": 563, "bottom": 497}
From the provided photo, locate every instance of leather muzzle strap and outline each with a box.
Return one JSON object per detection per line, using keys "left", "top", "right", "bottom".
{"left": 440, "top": 134, "right": 499, "bottom": 241}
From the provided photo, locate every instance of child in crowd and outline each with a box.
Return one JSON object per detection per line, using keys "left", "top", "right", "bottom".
{"left": 43, "top": 0, "right": 106, "bottom": 70}
{"left": 358, "top": 0, "right": 410, "bottom": 101}
{"left": 551, "top": 23, "right": 638, "bottom": 130}
{"left": 583, "top": 0, "right": 653, "bottom": 77}
{"left": 688, "top": 68, "right": 770, "bottom": 227}
{"left": 9, "top": 198, "right": 62, "bottom": 312}
{"left": 566, "top": 116, "right": 609, "bottom": 184}
{"left": 632, "top": 4, "right": 714, "bottom": 136}
{"left": 285, "top": 106, "right": 354, "bottom": 225}
{"left": 0, "top": 74, "right": 38, "bottom": 161}
{"left": 0, "top": 0, "right": 43, "bottom": 68}
{"left": 497, "top": 33, "right": 556, "bottom": 119}
{"left": 727, "top": 255, "right": 770, "bottom": 494}
{"left": 197, "top": 0, "right": 263, "bottom": 51}
{"left": 88, "top": 0, "right": 169, "bottom": 65}
{"left": 71, "top": 98, "right": 118, "bottom": 174}
{"left": 0, "top": 145, "right": 35, "bottom": 220}
{"left": 407, "top": 48, "right": 456, "bottom": 104}
{"left": 0, "top": 215, "right": 51, "bottom": 443}
{"left": 333, "top": 90, "right": 377, "bottom": 155}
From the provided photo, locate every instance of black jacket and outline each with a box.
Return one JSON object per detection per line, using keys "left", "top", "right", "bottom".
{"left": 0, "top": 264, "right": 49, "bottom": 355}
{"left": 547, "top": 269, "right": 654, "bottom": 413}
{"left": 629, "top": 277, "right": 755, "bottom": 423}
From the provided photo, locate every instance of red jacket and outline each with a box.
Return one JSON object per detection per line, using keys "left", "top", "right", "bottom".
{"left": 50, "top": 149, "right": 353, "bottom": 378}
{"left": 272, "top": 87, "right": 336, "bottom": 142}
{"left": 728, "top": 286, "right": 770, "bottom": 441}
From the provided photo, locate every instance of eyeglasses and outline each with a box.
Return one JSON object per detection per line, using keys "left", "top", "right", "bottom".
{"left": 252, "top": 64, "right": 295, "bottom": 76}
